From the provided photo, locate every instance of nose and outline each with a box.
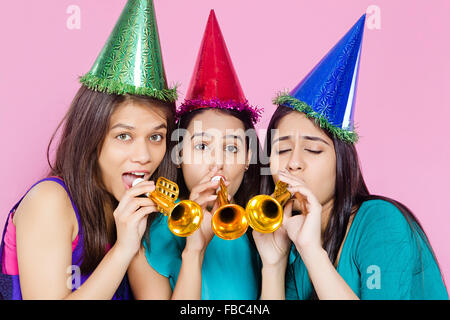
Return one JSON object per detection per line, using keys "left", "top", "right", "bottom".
{"left": 287, "top": 145, "right": 304, "bottom": 173}
{"left": 209, "top": 146, "right": 224, "bottom": 171}
{"left": 131, "top": 138, "right": 152, "bottom": 164}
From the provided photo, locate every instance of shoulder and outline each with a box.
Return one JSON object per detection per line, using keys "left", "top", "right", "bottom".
{"left": 146, "top": 214, "right": 185, "bottom": 252}
{"left": 352, "top": 199, "right": 418, "bottom": 253}
{"left": 355, "top": 199, "right": 411, "bottom": 231}
{"left": 14, "top": 179, "right": 76, "bottom": 231}
{"left": 144, "top": 214, "right": 185, "bottom": 280}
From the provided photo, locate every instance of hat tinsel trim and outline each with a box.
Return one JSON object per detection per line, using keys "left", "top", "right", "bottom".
{"left": 176, "top": 98, "right": 263, "bottom": 125}
{"left": 80, "top": 72, "right": 178, "bottom": 103}
{"left": 273, "top": 92, "right": 359, "bottom": 144}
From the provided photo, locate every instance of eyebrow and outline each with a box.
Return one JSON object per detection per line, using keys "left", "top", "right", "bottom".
{"left": 223, "top": 134, "right": 244, "bottom": 143}
{"left": 273, "top": 135, "right": 330, "bottom": 146}
{"left": 302, "top": 135, "right": 330, "bottom": 145}
{"left": 272, "top": 136, "right": 290, "bottom": 144}
{"left": 110, "top": 123, "right": 167, "bottom": 131}
{"left": 191, "top": 132, "right": 244, "bottom": 143}
{"left": 191, "top": 132, "right": 211, "bottom": 140}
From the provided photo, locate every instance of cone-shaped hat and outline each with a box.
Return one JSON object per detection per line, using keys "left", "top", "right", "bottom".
{"left": 80, "top": 0, "right": 177, "bottom": 102}
{"left": 177, "top": 10, "right": 262, "bottom": 124}
{"left": 274, "top": 14, "right": 366, "bottom": 143}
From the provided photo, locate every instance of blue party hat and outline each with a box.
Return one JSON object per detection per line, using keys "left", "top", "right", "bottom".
{"left": 274, "top": 14, "right": 366, "bottom": 143}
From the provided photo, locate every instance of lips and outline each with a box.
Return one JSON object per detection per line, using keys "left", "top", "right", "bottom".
{"left": 211, "top": 175, "right": 226, "bottom": 183}
{"left": 211, "top": 175, "right": 226, "bottom": 193}
{"left": 122, "top": 171, "right": 149, "bottom": 190}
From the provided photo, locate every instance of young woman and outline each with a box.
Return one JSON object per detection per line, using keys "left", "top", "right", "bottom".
{"left": 127, "top": 10, "right": 263, "bottom": 300}
{"left": 0, "top": 0, "right": 178, "bottom": 300}
{"left": 254, "top": 15, "right": 448, "bottom": 300}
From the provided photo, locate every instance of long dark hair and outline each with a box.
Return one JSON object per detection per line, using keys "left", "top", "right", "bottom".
{"left": 261, "top": 105, "right": 446, "bottom": 298}
{"left": 47, "top": 85, "right": 177, "bottom": 274}
{"left": 175, "top": 108, "right": 263, "bottom": 244}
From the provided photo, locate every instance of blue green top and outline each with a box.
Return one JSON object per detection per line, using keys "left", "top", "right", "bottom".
{"left": 286, "top": 200, "right": 448, "bottom": 300}
{"left": 144, "top": 214, "right": 261, "bottom": 299}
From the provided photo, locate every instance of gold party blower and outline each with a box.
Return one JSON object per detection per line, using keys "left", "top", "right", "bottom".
{"left": 133, "top": 177, "right": 203, "bottom": 237}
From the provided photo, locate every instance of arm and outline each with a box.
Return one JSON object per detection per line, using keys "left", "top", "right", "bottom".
{"left": 171, "top": 247, "right": 205, "bottom": 299}
{"left": 279, "top": 170, "right": 359, "bottom": 300}
{"left": 16, "top": 180, "right": 155, "bottom": 299}
{"left": 127, "top": 219, "right": 209, "bottom": 300}
{"left": 170, "top": 199, "right": 215, "bottom": 300}
{"left": 171, "top": 168, "right": 221, "bottom": 299}
{"left": 260, "top": 262, "right": 288, "bottom": 299}
{"left": 300, "top": 248, "right": 358, "bottom": 300}
{"left": 128, "top": 168, "right": 222, "bottom": 300}
{"left": 255, "top": 201, "right": 294, "bottom": 300}
{"left": 127, "top": 241, "right": 206, "bottom": 300}
{"left": 16, "top": 181, "right": 76, "bottom": 299}
{"left": 127, "top": 230, "right": 206, "bottom": 300}
{"left": 65, "top": 245, "right": 135, "bottom": 300}
{"left": 128, "top": 247, "right": 172, "bottom": 299}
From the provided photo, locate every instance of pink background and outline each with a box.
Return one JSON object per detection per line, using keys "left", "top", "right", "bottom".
{"left": 1, "top": 1, "right": 449, "bottom": 287}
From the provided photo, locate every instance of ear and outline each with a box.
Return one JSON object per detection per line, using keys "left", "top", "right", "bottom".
{"left": 172, "top": 142, "right": 183, "bottom": 167}
{"left": 177, "top": 147, "right": 183, "bottom": 167}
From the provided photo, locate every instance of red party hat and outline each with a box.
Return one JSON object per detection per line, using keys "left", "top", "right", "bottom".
{"left": 177, "top": 10, "right": 262, "bottom": 124}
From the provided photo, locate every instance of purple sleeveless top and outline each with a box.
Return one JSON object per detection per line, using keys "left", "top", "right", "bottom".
{"left": 0, "top": 177, "right": 133, "bottom": 300}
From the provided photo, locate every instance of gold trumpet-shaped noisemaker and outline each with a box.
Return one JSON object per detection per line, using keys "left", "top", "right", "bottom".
{"left": 211, "top": 178, "right": 249, "bottom": 240}
{"left": 245, "top": 181, "right": 308, "bottom": 233}
{"left": 137, "top": 177, "right": 203, "bottom": 237}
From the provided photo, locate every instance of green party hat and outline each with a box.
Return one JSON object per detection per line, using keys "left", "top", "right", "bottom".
{"left": 80, "top": 0, "right": 177, "bottom": 102}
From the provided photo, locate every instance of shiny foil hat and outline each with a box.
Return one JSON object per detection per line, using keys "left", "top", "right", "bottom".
{"left": 274, "top": 14, "right": 366, "bottom": 144}
{"left": 176, "top": 10, "right": 262, "bottom": 124}
{"left": 80, "top": 0, "right": 177, "bottom": 102}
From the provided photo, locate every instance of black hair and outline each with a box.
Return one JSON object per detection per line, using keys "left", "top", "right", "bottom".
{"left": 261, "top": 105, "right": 446, "bottom": 299}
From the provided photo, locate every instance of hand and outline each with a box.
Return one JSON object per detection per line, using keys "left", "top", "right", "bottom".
{"left": 185, "top": 166, "right": 229, "bottom": 254}
{"left": 278, "top": 170, "right": 323, "bottom": 257}
{"left": 113, "top": 180, "right": 157, "bottom": 258}
{"left": 253, "top": 200, "right": 293, "bottom": 268}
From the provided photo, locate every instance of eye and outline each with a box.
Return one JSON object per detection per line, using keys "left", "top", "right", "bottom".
{"left": 225, "top": 144, "right": 239, "bottom": 153}
{"left": 276, "top": 149, "right": 291, "bottom": 155}
{"left": 116, "top": 133, "right": 131, "bottom": 141}
{"left": 150, "top": 134, "right": 163, "bottom": 142}
{"left": 305, "top": 149, "right": 322, "bottom": 154}
{"left": 194, "top": 143, "right": 209, "bottom": 151}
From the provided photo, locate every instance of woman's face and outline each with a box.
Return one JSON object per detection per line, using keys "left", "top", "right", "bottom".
{"left": 270, "top": 111, "right": 336, "bottom": 208}
{"left": 98, "top": 99, "right": 168, "bottom": 201}
{"left": 180, "top": 109, "right": 251, "bottom": 199}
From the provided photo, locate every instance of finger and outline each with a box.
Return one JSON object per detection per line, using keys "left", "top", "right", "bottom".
{"left": 120, "top": 197, "right": 158, "bottom": 218}
{"left": 126, "top": 181, "right": 156, "bottom": 199}
{"left": 129, "top": 206, "right": 155, "bottom": 225}
{"left": 281, "top": 201, "right": 294, "bottom": 232}
{"left": 278, "top": 171, "right": 306, "bottom": 188}
{"left": 276, "top": 176, "right": 311, "bottom": 213}
{"left": 191, "top": 180, "right": 220, "bottom": 195}
{"left": 283, "top": 200, "right": 294, "bottom": 219}
{"left": 189, "top": 181, "right": 222, "bottom": 201}
{"left": 251, "top": 229, "right": 264, "bottom": 243}
{"left": 279, "top": 169, "right": 302, "bottom": 179}
{"left": 115, "top": 194, "right": 151, "bottom": 218}
{"left": 293, "top": 192, "right": 309, "bottom": 215}
{"left": 287, "top": 185, "right": 317, "bottom": 207}
{"left": 283, "top": 215, "right": 305, "bottom": 241}
{"left": 278, "top": 170, "right": 308, "bottom": 186}
{"left": 195, "top": 194, "right": 218, "bottom": 208}
{"left": 202, "top": 209, "right": 213, "bottom": 218}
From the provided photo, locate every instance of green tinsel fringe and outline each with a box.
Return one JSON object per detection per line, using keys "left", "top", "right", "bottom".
{"left": 79, "top": 73, "right": 178, "bottom": 103}
{"left": 273, "top": 92, "right": 359, "bottom": 144}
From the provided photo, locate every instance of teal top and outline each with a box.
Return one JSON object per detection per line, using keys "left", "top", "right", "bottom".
{"left": 286, "top": 200, "right": 448, "bottom": 300}
{"left": 144, "top": 214, "right": 261, "bottom": 300}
